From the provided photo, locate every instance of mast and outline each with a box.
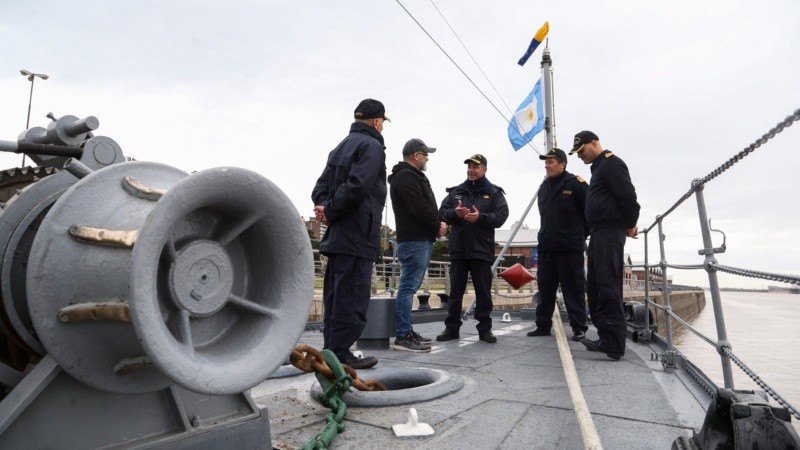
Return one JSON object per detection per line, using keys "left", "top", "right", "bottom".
{"left": 541, "top": 43, "right": 556, "bottom": 150}
{"left": 464, "top": 42, "right": 556, "bottom": 319}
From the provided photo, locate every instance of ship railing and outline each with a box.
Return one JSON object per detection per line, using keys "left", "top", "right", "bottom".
{"left": 635, "top": 108, "right": 800, "bottom": 420}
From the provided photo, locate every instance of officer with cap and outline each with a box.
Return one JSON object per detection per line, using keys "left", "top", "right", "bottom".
{"left": 436, "top": 154, "right": 509, "bottom": 344}
{"left": 311, "top": 98, "right": 390, "bottom": 369}
{"left": 570, "top": 130, "right": 640, "bottom": 361}
{"left": 527, "top": 148, "right": 590, "bottom": 341}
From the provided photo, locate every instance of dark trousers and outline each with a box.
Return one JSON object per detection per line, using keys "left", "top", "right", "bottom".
{"left": 322, "top": 254, "right": 373, "bottom": 361}
{"left": 536, "top": 250, "right": 588, "bottom": 333}
{"left": 586, "top": 228, "right": 627, "bottom": 355}
{"left": 444, "top": 259, "right": 493, "bottom": 334}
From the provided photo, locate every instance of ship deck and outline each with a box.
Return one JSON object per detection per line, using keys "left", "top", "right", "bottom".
{"left": 252, "top": 315, "right": 709, "bottom": 449}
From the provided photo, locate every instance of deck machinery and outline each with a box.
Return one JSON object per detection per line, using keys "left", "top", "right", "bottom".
{"left": 0, "top": 114, "right": 313, "bottom": 448}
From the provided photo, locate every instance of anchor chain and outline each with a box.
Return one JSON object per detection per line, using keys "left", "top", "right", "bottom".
{"left": 289, "top": 345, "right": 386, "bottom": 450}
{"left": 290, "top": 344, "right": 386, "bottom": 392}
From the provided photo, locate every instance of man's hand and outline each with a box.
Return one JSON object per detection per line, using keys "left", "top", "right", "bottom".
{"left": 313, "top": 205, "right": 328, "bottom": 225}
{"left": 454, "top": 200, "right": 469, "bottom": 218}
{"left": 465, "top": 206, "right": 480, "bottom": 223}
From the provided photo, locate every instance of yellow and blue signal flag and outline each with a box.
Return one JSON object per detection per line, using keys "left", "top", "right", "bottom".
{"left": 517, "top": 21, "right": 549, "bottom": 66}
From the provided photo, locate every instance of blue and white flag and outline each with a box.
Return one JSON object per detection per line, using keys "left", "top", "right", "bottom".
{"left": 507, "top": 78, "right": 544, "bottom": 151}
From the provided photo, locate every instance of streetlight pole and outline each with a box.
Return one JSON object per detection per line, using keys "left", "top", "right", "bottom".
{"left": 19, "top": 69, "right": 49, "bottom": 166}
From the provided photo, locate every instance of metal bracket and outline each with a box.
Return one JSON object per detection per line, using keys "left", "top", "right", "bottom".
{"left": 698, "top": 219, "right": 727, "bottom": 255}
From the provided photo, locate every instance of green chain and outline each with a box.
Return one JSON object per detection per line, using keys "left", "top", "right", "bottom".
{"left": 303, "top": 350, "right": 352, "bottom": 450}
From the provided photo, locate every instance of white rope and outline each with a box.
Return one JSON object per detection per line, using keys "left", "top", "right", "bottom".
{"left": 551, "top": 309, "right": 603, "bottom": 449}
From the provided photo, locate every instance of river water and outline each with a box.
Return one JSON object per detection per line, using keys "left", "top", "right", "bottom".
{"left": 672, "top": 290, "right": 800, "bottom": 433}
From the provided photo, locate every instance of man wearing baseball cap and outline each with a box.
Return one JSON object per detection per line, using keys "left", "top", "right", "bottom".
{"left": 436, "top": 154, "right": 509, "bottom": 344}
{"left": 527, "top": 148, "right": 589, "bottom": 342}
{"left": 311, "top": 98, "right": 390, "bottom": 369}
{"left": 388, "top": 138, "right": 447, "bottom": 352}
{"left": 570, "top": 130, "right": 640, "bottom": 361}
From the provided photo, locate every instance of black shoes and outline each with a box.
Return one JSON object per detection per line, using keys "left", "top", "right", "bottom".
{"left": 479, "top": 332, "right": 497, "bottom": 343}
{"left": 527, "top": 327, "right": 551, "bottom": 337}
{"left": 341, "top": 354, "right": 378, "bottom": 369}
{"left": 580, "top": 338, "right": 623, "bottom": 361}
{"left": 436, "top": 330, "right": 460, "bottom": 341}
{"left": 571, "top": 331, "right": 586, "bottom": 342}
{"left": 412, "top": 330, "right": 432, "bottom": 343}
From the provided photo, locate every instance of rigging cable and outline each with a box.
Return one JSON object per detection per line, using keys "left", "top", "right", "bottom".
{"left": 395, "top": 0, "right": 541, "bottom": 154}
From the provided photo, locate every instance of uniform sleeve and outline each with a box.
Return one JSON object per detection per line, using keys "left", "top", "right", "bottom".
{"left": 606, "top": 159, "right": 640, "bottom": 229}
{"left": 325, "top": 141, "right": 384, "bottom": 223}
{"left": 574, "top": 179, "right": 589, "bottom": 238}
{"left": 311, "top": 164, "right": 330, "bottom": 207}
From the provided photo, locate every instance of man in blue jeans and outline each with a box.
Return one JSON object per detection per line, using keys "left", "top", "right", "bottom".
{"left": 388, "top": 138, "right": 447, "bottom": 352}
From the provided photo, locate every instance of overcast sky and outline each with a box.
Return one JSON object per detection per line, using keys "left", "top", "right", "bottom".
{"left": 1, "top": 1, "right": 798, "bottom": 288}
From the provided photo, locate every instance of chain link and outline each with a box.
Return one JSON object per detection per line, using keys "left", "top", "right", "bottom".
{"left": 290, "top": 344, "right": 387, "bottom": 391}
{"left": 709, "top": 262, "right": 800, "bottom": 286}
{"left": 658, "top": 307, "right": 800, "bottom": 420}
{"left": 720, "top": 346, "right": 800, "bottom": 421}
{"left": 694, "top": 109, "right": 800, "bottom": 188}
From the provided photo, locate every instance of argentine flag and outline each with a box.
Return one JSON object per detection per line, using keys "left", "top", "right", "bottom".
{"left": 507, "top": 78, "right": 544, "bottom": 151}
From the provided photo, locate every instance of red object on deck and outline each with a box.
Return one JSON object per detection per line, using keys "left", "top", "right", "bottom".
{"left": 499, "top": 263, "right": 535, "bottom": 289}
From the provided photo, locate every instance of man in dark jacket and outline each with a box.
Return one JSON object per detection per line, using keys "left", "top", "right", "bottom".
{"left": 388, "top": 138, "right": 447, "bottom": 352}
{"left": 570, "top": 130, "right": 640, "bottom": 361}
{"left": 527, "top": 148, "right": 590, "bottom": 341}
{"left": 436, "top": 154, "right": 509, "bottom": 344}
{"left": 311, "top": 98, "right": 389, "bottom": 369}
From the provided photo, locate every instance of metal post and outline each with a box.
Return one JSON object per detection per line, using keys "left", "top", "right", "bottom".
{"left": 19, "top": 70, "right": 49, "bottom": 167}
{"left": 541, "top": 46, "right": 555, "bottom": 151}
{"left": 656, "top": 219, "right": 677, "bottom": 371}
{"left": 642, "top": 229, "right": 652, "bottom": 341}
{"left": 694, "top": 182, "right": 735, "bottom": 388}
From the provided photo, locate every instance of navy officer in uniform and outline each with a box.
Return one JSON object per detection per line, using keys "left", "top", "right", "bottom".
{"left": 570, "top": 131, "right": 640, "bottom": 361}
{"left": 436, "top": 154, "right": 509, "bottom": 344}
{"left": 527, "top": 148, "right": 589, "bottom": 341}
{"left": 311, "top": 99, "right": 389, "bottom": 369}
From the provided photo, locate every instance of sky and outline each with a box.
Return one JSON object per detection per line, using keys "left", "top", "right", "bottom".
{"left": 1, "top": 0, "right": 798, "bottom": 289}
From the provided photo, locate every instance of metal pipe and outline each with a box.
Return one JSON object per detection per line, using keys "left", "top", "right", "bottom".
{"left": 63, "top": 158, "right": 93, "bottom": 179}
{"left": 694, "top": 181, "right": 735, "bottom": 388}
{"left": 656, "top": 218, "right": 675, "bottom": 352}
{"left": 643, "top": 230, "right": 651, "bottom": 339}
{"left": 541, "top": 46, "right": 556, "bottom": 151}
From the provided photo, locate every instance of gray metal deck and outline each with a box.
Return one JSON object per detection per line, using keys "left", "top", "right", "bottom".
{"left": 252, "top": 317, "right": 707, "bottom": 449}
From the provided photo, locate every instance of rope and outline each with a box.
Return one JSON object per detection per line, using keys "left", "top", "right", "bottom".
{"left": 551, "top": 309, "right": 603, "bottom": 449}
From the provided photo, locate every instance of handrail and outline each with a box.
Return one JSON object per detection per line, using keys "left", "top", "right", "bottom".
{"left": 643, "top": 108, "right": 800, "bottom": 232}
{"left": 639, "top": 108, "right": 800, "bottom": 421}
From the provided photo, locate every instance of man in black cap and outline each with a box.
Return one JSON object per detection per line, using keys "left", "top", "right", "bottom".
{"left": 436, "top": 154, "right": 509, "bottom": 344}
{"left": 527, "top": 148, "right": 590, "bottom": 341}
{"left": 311, "top": 98, "right": 390, "bottom": 369}
{"left": 570, "top": 130, "right": 640, "bottom": 361}
{"left": 388, "top": 138, "right": 447, "bottom": 352}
